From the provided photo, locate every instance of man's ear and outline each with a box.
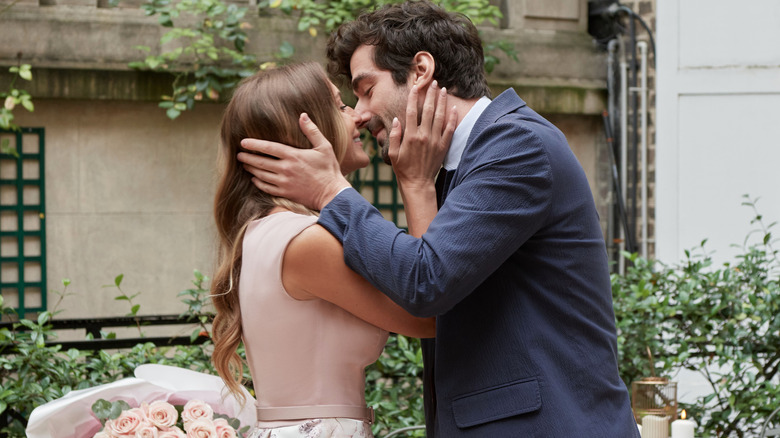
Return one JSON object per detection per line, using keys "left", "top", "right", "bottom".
{"left": 408, "top": 51, "right": 435, "bottom": 87}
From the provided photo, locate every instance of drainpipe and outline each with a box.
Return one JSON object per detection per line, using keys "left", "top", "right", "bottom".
{"left": 638, "top": 41, "right": 649, "bottom": 258}
{"left": 619, "top": 37, "right": 629, "bottom": 272}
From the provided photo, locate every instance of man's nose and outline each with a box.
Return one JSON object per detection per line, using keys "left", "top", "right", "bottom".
{"left": 353, "top": 101, "right": 371, "bottom": 128}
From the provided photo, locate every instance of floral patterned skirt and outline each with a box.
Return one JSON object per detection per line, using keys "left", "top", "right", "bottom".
{"left": 247, "top": 418, "right": 372, "bottom": 438}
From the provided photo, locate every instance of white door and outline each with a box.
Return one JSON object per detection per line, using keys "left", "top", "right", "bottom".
{"left": 656, "top": 0, "right": 780, "bottom": 264}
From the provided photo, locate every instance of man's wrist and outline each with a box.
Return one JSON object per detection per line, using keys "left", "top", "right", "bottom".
{"left": 398, "top": 180, "right": 436, "bottom": 198}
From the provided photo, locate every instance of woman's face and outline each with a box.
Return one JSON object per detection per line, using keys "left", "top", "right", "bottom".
{"left": 330, "top": 81, "right": 370, "bottom": 175}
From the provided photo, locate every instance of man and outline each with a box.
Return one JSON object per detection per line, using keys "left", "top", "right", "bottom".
{"left": 238, "top": 2, "right": 639, "bottom": 436}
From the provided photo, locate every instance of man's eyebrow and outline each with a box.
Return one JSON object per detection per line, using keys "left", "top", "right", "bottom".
{"left": 351, "top": 73, "right": 373, "bottom": 93}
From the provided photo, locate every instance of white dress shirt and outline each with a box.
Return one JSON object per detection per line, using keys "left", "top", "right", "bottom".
{"left": 442, "top": 96, "right": 492, "bottom": 171}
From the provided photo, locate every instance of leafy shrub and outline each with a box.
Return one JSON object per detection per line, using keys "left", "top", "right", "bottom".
{"left": 612, "top": 196, "right": 780, "bottom": 437}
{"left": 0, "top": 271, "right": 425, "bottom": 437}
{"left": 367, "top": 334, "right": 426, "bottom": 436}
{"left": 0, "top": 275, "right": 218, "bottom": 437}
{"left": 5, "top": 198, "right": 777, "bottom": 437}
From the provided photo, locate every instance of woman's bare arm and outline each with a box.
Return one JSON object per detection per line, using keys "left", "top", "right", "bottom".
{"left": 282, "top": 224, "right": 435, "bottom": 338}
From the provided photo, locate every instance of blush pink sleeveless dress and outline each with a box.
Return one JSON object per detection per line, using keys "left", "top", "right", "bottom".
{"left": 239, "top": 211, "right": 389, "bottom": 438}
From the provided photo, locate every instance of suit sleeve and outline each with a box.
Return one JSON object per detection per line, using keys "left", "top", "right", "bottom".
{"left": 318, "top": 120, "right": 554, "bottom": 317}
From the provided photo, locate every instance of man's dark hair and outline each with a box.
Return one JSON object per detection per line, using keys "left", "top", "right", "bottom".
{"left": 326, "top": 1, "right": 491, "bottom": 99}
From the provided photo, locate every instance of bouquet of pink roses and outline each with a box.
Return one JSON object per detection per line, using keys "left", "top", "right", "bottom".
{"left": 26, "top": 364, "right": 256, "bottom": 438}
{"left": 92, "top": 398, "right": 247, "bottom": 438}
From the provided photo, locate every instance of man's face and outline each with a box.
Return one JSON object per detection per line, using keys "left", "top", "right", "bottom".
{"left": 350, "top": 45, "right": 410, "bottom": 164}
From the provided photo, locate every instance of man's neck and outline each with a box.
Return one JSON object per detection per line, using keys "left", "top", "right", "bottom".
{"left": 448, "top": 96, "right": 481, "bottom": 128}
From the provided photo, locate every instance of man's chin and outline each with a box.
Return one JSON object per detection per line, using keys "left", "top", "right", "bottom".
{"left": 380, "top": 144, "right": 391, "bottom": 165}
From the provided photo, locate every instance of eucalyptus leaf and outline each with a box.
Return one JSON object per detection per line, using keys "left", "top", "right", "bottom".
{"left": 91, "top": 399, "right": 114, "bottom": 419}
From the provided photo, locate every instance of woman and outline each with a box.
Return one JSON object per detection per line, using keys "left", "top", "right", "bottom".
{"left": 210, "top": 62, "right": 454, "bottom": 438}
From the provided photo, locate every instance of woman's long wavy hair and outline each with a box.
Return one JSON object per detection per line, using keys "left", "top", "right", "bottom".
{"left": 211, "top": 62, "right": 349, "bottom": 402}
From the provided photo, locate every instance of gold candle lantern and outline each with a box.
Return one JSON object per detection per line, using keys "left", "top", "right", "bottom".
{"left": 631, "top": 377, "right": 677, "bottom": 423}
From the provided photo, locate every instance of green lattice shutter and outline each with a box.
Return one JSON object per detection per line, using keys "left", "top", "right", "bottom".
{"left": 0, "top": 128, "right": 46, "bottom": 316}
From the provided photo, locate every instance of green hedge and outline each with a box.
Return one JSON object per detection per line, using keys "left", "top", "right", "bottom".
{"left": 613, "top": 197, "right": 779, "bottom": 437}
{"left": 0, "top": 272, "right": 424, "bottom": 437}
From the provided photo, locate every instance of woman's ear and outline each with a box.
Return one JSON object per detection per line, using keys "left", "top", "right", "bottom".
{"left": 408, "top": 51, "right": 435, "bottom": 87}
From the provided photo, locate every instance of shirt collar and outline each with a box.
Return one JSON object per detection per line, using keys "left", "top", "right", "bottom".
{"left": 442, "top": 96, "right": 492, "bottom": 171}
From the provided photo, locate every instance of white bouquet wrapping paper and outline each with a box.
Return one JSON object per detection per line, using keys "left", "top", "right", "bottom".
{"left": 26, "top": 364, "right": 256, "bottom": 438}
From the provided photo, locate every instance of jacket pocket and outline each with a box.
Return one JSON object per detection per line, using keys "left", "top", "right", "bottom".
{"left": 452, "top": 378, "right": 541, "bottom": 428}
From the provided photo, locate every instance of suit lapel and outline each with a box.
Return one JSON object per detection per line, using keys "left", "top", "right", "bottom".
{"left": 439, "top": 89, "right": 526, "bottom": 200}
{"left": 467, "top": 88, "right": 526, "bottom": 146}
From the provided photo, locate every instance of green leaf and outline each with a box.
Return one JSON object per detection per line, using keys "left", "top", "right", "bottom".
{"left": 146, "top": 57, "right": 163, "bottom": 70}
{"left": 1, "top": 139, "right": 19, "bottom": 158}
{"left": 160, "top": 30, "right": 179, "bottom": 46}
{"left": 19, "top": 65, "right": 32, "bottom": 81}
{"left": 111, "top": 400, "right": 132, "bottom": 419}
{"left": 158, "top": 13, "right": 174, "bottom": 27}
{"left": 114, "top": 274, "right": 124, "bottom": 287}
{"left": 37, "top": 312, "right": 50, "bottom": 325}
{"left": 21, "top": 96, "right": 34, "bottom": 112}
{"left": 166, "top": 108, "right": 181, "bottom": 119}
{"left": 92, "top": 399, "right": 114, "bottom": 419}
{"left": 276, "top": 41, "right": 294, "bottom": 59}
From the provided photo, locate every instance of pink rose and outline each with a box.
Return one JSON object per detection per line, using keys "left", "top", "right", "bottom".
{"left": 213, "top": 418, "right": 237, "bottom": 438}
{"left": 158, "top": 427, "right": 187, "bottom": 438}
{"left": 93, "top": 432, "right": 112, "bottom": 438}
{"left": 106, "top": 408, "right": 145, "bottom": 436}
{"left": 146, "top": 401, "right": 179, "bottom": 428}
{"left": 181, "top": 400, "right": 214, "bottom": 425}
{"left": 185, "top": 419, "right": 217, "bottom": 438}
{"left": 135, "top": 422, "right": 159, "bottom": 438}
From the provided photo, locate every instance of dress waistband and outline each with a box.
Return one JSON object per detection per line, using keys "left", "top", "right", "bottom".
{"left": 255, "top": 405, "right": 374, "bottom": 424}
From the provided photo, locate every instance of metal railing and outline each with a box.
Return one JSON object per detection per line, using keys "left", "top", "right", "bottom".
{"left": 0, "top": 313, "right": 210, "bottom": 354}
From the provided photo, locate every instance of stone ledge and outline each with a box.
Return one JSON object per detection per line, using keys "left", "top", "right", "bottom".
{"left": 0, "top": 6, "right": 608, "bottom": 115}
{"left": 0, "top": 67, "right": 606, "bottom": 115}
{"left": 1, "top": 6, "right": 607, "bottom": 80}
{"left": 0, "top": 68, "right": 174, "bottom": 102}
{"left": 491, "top": 80, "right": 606, "bottom": 116}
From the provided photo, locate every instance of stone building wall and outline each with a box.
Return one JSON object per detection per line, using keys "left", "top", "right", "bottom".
{"left": 0, "top": 0, "right": 614, "bottom": 318}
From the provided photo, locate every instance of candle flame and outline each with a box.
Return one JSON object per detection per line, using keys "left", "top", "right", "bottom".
{"left": 681, "top": 409, "right": 687, "bottom": 420}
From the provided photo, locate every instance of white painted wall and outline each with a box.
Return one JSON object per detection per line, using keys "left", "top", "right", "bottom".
{"left": 656, "top": 0, "right": 780, "bottom": 265}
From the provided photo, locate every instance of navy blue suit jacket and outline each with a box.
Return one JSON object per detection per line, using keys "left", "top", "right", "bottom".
{"left": 319, "top": 89, "right": 639, "bottom": 437}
